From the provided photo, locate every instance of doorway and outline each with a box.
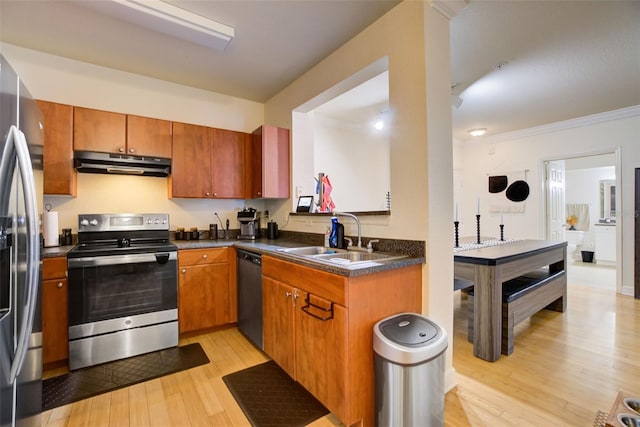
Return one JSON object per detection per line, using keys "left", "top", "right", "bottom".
{"left": 544, "top": 151, "right": 620, "bottom": 292}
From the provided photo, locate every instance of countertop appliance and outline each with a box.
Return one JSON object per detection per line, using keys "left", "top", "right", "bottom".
{"left": 237, "top": 208, "right": 261, "bottom": 240}
{"left": 237, "top": 249, "right": 263, "bottom": 349}
{"left": 1, "top": 54, "right": 44, "bottom": 427}
{"left": 66, "top": 213, "right": 178, "bottom": 370}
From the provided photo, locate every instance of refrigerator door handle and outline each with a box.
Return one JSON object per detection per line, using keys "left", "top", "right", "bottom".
{"left": 5, "top": 126, "right": 40, "bottom": 382}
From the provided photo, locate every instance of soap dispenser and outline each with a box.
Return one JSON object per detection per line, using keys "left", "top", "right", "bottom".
{"left": 329, "top": 217, "right": 339, "bottom": 248}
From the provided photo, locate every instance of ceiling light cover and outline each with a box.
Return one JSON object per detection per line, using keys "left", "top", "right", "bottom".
{"left": 83, "top": 0, "right": 235, "bottom": 51}
{"left": 468, "top": 128, "right": 487, "bottom": 137}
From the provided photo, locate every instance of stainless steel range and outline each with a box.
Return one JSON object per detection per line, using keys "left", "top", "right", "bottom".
{"left": 66, "top": 213, "right": 178, "bottom": 370}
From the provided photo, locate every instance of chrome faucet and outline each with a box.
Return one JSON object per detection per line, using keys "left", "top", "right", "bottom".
{"left": 332, "top": 211, "right": 363, "bottom": 250}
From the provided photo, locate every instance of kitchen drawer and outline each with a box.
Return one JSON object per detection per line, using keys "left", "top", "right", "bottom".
{"left": 43, "top": 257, "right": 67, "bottom": 280}
{"left": 179, "top": 247, "right": 229, "bottom": 266}
{"left": 263, "top": 256, "right": 347, "bottom": 306}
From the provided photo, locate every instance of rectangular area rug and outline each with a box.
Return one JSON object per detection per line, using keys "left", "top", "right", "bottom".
{"left": 222, "top": 360, "right": 329, "bottom": 427}
{"left": 42, "top": 343, "right": 209, "bottom": 411}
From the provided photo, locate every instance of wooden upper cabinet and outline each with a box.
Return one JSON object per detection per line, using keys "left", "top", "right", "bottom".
{"left": 170, "top": 122, "right": 212, "bottom": 198}
{"left": 211, "top": 128, "right": 247, "bottom": 198}
{"left": 37, "top": 100, "right": 77, "bottom": 196}
{"left": 170, "top": 123, "right": 248, "bottom": 199}
{"left": 127, "top": 115, "right": 172, "bottom": 158}
{"left": 73, "top": 107, "right": 126, "bottom": 154}
{"left": 248, "top": 125, "right": 290, "bottom": 199}
{"left": 74, "top": 107, "right": 171, "bottom": 158}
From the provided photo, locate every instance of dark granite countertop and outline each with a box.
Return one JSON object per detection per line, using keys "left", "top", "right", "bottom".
{"left": 42, "top": 236, "right": 425, "bottom": 277}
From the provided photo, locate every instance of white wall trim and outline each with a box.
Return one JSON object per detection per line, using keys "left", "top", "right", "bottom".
{"left": 457, "top": 105, "right": 640, "bottom": 145}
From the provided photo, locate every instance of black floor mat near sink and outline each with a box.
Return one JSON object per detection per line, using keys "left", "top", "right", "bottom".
{"left": 222, "top": 360, "right": 329, "bottom": 427}
{"left": 42, "top": 343, "right": 209, "bottom": 411}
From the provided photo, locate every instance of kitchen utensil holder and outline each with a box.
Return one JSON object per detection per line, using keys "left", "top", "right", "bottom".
{"left": 301, "top": 294, "right": 334, "bottom": 321}
{"left": 500, "top": 224, "right": 504, "bottom": 241}
{"left": 476, "top": 214, "right": 481, "bottom": 244}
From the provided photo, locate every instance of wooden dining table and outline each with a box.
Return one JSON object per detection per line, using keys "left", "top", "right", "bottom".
{"left": 454, "top": 239, "right": 567, "bottom": 362}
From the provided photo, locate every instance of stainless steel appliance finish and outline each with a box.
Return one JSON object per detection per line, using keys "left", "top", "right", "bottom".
{"left": 67, "top": 213, "right": 178, "bottom": 370}
{"left": 0, "top": 54, "right": 43, "bottom": 427}
{"left": 237, "top": 208, "right": 261, "bottom": 240}
{"left": 73, "top": 150, "right": 171, "bottom": 177}
{"left": 236, "top": 249, "right": 263, "bottom": 349}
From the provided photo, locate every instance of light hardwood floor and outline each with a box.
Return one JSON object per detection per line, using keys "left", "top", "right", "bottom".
{"left": 42, "top": 264, "right": 638, "bottom": 426}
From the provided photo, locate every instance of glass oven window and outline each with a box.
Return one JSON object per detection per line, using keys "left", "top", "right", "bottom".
{"left": 68, "top": 256, "right": 177, "bottom": 325}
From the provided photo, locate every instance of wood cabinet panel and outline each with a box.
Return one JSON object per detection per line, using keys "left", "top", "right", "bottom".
{"left": 178, "top": 248, "right": 234, "bottom": 334}
{"left": 42, "top": 257, "right": 68, "bottom": 365}
{"left": 211, "top": 128, "right": 246, "bottom": 198}
{"left": 127, "top": 115, "right": 172, "bottom": 158}
{"left": 37, "top": 100, "right": 76, "bottom": 196}
{"left": 178, "top": 263, "right": 230, "bottom": 333}
{"left": 42, "top": 256, "right": 67, "bottom": 280}
{"left": 295, "top": 290, "right": 348, "bottom": 417}
{"left": 170, "top": 122, "right": 212, "bottom": 198}
{"left": 179, "top": 247, "right": 228, "bottom": 266}
{"left": 73, "top": 107, "right": 126, "bottom": 153}
{"left": 248, "top": 125, "right": 290, "bottom": 199}
{"left": 262, "top": 277, "right": 296, "bottom": 378}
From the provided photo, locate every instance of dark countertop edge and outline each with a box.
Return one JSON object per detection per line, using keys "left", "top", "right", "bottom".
{"left": 454, "top": 240, "right": 567, "bottom": 266}
{"left": 42, "top": 239, "right": 425, "bottom": 277}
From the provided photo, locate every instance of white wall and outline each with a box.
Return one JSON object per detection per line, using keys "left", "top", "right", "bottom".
{"left": 2, "top": 44, "right": 266, "bottom": 231}
{"left": 312, "top": 115, "right": 390, "bottom": 212}
{"left": 454, "top": 108, "right": 640, "bottom": 296}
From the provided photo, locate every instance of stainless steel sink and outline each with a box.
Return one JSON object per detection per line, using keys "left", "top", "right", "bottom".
{"left": 316, "top": 251, "right": 405, "bottom": 263}
{"left": 278, "top": 246, "right": 406, "bottom": 268}
{"left": 278, "top": 246, "right": 344, "bottom": 256}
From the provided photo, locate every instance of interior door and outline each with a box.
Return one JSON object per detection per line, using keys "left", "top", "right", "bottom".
{"left": 545, "top": 160, "right": 566, "bottom": 240}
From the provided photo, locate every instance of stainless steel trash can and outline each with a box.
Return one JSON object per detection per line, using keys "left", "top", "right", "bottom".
{"left": 373, "top": 312, "right": 448, "bottom": 427}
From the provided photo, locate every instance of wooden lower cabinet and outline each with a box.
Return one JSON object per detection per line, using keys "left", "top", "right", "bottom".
{"left": 42, "top": 257, "right": 69, "bottom": 366}
{"left": 178, "top": 248, "right": 236, "bottom": 334}
{"left": 262, "top": 256, "right": 422, "bottom": 427}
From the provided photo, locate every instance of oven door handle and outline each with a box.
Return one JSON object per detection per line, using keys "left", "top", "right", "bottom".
{"left": 68, "top": 251, "right": 177, "bottom": 268}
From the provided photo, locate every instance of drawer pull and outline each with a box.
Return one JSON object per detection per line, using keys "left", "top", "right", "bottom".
{"left": 202, "top": 254, "right": 208, "bottom": 259}
{"left": 181, "top": 268, "right": 187, "bottom": 274}
{"left": 57, "top": 282, "right": 63, "bottom": 288}
{"left": 301, "top": 294, "right": 334, "bottom": 321}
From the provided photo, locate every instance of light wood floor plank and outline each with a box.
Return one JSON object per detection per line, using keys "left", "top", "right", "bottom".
{"left": 42, "top": 262, "right": 638, "bottom": 426}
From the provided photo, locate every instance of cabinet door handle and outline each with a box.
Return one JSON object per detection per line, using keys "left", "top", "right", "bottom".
{"left": 118, "top": 147, "right": 125, "bottom": 153}
{"left": 213, "top": 193, "right": 218, "bottom": 197}
{"left": 202, "top": 254, "right": 208, "bottom": 259}
{"left": 181, "top": 268, "right": 187, "bottom": 274}
{"left": 56, "top": 282, "right": 63, "bottom": 288}
{"left": 128, "top": 148, "right": 134, "bottom": 153}
{"left": 285, "top": 291, "right": 292, "bottom": 298}
{"left": 205, "top": 192, "right": 210, "bottom": 197}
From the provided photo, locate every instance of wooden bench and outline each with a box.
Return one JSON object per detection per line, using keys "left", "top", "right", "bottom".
{"left": 467, "top": 268, "right": 567, "bottom": 355}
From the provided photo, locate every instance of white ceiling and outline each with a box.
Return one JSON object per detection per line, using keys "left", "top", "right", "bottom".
{"left": 1, "top": 1, "right": 638, "bottom": 142}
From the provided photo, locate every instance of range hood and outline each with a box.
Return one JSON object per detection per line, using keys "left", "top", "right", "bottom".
{"left": 73, "top": 151, "right": 171, "bottom": 177}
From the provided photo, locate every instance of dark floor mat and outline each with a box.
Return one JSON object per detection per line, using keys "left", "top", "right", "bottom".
{"left": 42, "top": 343, "right": 209, "bottom": 411}
{"left": 222, "top": 360, "right": 329, "bottom": 427}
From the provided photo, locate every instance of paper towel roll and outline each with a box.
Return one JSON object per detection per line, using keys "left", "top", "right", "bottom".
{"left": 43, "top": 211, "right": 59, "bottom": 247}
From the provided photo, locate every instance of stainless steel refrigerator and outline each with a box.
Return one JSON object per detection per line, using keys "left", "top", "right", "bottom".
{"left": 0, "top": 55, "right": 43, "bottom": 427}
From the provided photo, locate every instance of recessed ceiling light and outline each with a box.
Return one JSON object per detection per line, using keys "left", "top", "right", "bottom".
{"left": 374, "top": 120, "right": 384, "bottom": 130}
{"left": 468, "top": 128, "right": 487, "bottom": 137}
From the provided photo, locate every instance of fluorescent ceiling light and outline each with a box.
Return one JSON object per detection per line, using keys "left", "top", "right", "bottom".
{"left": 468, "top": 128, "right": 487, "bottom": 137}
{"left": 84, "top": 0, "right": 235, "bottom": 51}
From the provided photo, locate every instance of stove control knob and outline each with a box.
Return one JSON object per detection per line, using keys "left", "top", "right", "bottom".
{"left": 154, "top": 219, "right": 160, "bottom": 224}
{"left": 147, "top": 219, "right": 152, "bottom": 224}
{"left": 162, "top": 219, "right": 167, "bottom": 224}
{"left": 80, "top": 219, "right": 89, "bottom": 227}
{"left": 90, "top": 219, "right": 98, "bottom": 226}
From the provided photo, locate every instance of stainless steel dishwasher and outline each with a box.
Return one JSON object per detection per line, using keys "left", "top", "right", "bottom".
{"left": 236, "top": 249, "right": 263, "bottom": 349}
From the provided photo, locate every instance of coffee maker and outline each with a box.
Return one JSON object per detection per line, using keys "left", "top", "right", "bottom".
{"left": 237, "top": 208, "right": 261, "bottom": 240}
